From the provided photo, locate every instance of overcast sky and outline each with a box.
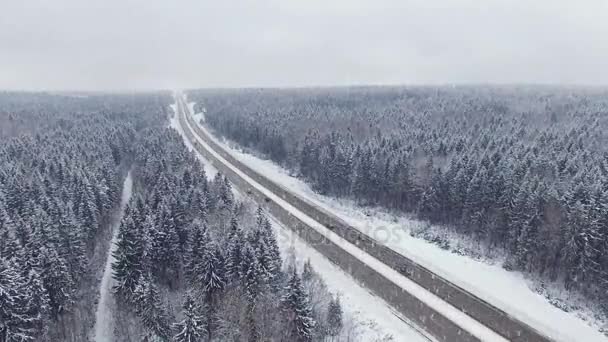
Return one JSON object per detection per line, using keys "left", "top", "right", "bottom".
{"left": 1, "top": 0, "right": 607, "bottom": 91}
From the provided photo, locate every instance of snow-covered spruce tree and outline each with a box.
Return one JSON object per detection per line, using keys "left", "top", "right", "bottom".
{"left": 39, "top": 247, "right": 75, "bottom": 319}
{"left": 185, "top": 222, "right": 209, "bottom": 285}
{"left": 0, "top": 228, "right": 20, "bottom": 262}
{"left": 56, "top": 204, "right": 88, "bottom": 277}
{"left": 300, "top": 259, "right": 333, "bottom": 340}
{"left": 196, "top": 188, "right": 209, "bottom": 222}
{"left": 133, "top": 274, "right": 171, "bottom": 341}
{"left": 172, "top": 292, "right": 207, "bottom": 342}
{"left": 281, "top": 270, "right": 315, "bottom": 342}
{"left": 219, "top": 175, "right": 234, "bottom": 209}
{"left": 326, "top": 295, "right": 343, "bottom": 339}
{"left": 23, "top": 269, "right": 50, "bottom": 338}
{"left": 187, "top": 229, "right": 225, "bottom": 305}
{"left": 242, "top": 245, "right": 263, "bottom": 303}
{"left": 0, "top": 258, "right": 38, "bottom": 342}
{"left": 209, "top": 173, "right": 224, "bottom": 209}
{"left": 112, "top": 213, "right": 145, "bottom": 300}
{"left": 258, "top": 210, "right": 282, "bottom": 286}
{"left": 191, "top": 238, "right": 225, "bottom": 339}
{"left": 225, "top": 216, "right": 245, "bottom": 283}
{"left": 149, "top": 201, "right": 181, "bottom": 286}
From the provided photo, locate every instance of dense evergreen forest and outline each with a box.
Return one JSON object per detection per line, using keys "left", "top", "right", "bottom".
{"left": 0, "top": 92, "right": 169, "bottom": 341}
{"left": 111, "top": 124, "right": 345, "bottom": 341}
{"left": 190, "top": 85, "right": 608, "bottom": 310}
{"left": 0, "top": 92, "right": 346, "bottom": 341}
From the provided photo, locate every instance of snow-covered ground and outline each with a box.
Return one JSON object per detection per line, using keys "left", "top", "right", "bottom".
{"left": 171, "top": 96, "right": 435, "bottom": 341}
{"left": 93, "top": 172, "right": 133, "bottom": 342}
{"left": 186, "top": 99, "right": 608, "bottom": 342}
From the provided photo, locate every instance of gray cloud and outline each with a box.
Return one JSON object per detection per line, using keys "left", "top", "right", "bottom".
{"left": 1, "top": 0, "right": 607, "bottom": 90}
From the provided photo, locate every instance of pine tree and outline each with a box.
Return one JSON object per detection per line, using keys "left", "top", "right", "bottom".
{"left": 351, "top": 148, "right": 372, "bottom": 203}
{"left": 281, "top": 270, "right": 315, "bottom": 342}
{"left": 39, "top": 247, "right": 74, "bottom": 318}
{"left": 196, "top": 190, "right": 208, "bottom": 222}
{"left": 255, "top": 209, "right": 281, "bottom": 286}
{"left": 56, "top": 204, "right": 87, "bottom": 278}
{"left": 21, "top": 269, "right": 49, "bottom": 339}
{"left": 0, "top": 258, "right": 37, "bottom": 342}
{"left": 194, "top": 241, "right": 225, "bottom": 304}
{"left": 152, "top": 203, "right": 181, "bottom": 280}
{"left": 112, "top": 214, "right": 145, "bottom": 299}
{"left": 326, "top": 295, "right": 343, "bottom": 339}
{"left": 172, "top": 293, "right": 206, "bottom": 342}
{"left": 219, "top": 176, "right": 234, "bottom": 208}
{"left": 0, "top": 229, "right": 20, "bottom": 262}
{"left": 133, "top": 275, "right": 171, "bottom": 341}
{"left": 242, "top": 246, "right": 262, "bottom": 302}
{"left": 225, "top": 220, "right": 245, "bottom": 282}
{"left": 78, "top": 178, "right": 99, "bottom": 240}
{"left": 210, "top": 173, "right": 224, "bottom": 207}
{"left": 261, "top": 216, "right": 281, "bottom": 277}
{"left": 418, "top": 183, "right": 439, "bottom": 222}
{"left": 302, "top": 260, "right": 314, "bottom": 283}
{"left": 185, "top": 223, "right": 209, "bottom": 285}
{"left": 299, "top": 132, "right": 319, "bottom": 181}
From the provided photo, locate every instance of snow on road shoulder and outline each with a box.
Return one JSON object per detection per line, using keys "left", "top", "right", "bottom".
{"left": 269, "top": 215, "right": 432, "bottom": 342}
{"left": 186, "top": 101, "right": 608, "bottom": 342}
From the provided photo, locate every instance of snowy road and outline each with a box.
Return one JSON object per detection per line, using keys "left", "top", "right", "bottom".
{"left": 173, "top": 92, "right": 515, "bottom": 342}
{"left": 171, "top": 96, "right": 429, "bottom": 341}
{"left": 93, "top": 171, "right": 133, "bottom": 342}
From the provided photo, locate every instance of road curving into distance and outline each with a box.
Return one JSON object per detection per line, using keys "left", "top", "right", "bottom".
{"left": 175, "top": 92, "right": 553, "bottom": 342}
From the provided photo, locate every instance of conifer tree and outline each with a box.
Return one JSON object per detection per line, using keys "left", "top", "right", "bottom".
{"left": 326, "top": 295, "right": 343, "bottom": 340}
{"left": 112, "top": 215, "right": 145, "bottom": 299}
{"left": 225, "top": 220, "right": 245, "bottom": 282}
{"left": 194, "top": 240, "right": 226, "bottom": 304}
{"left": 172, "top": 293, "right": 206, "bottom": 342}
{"left": 134, "top": 275, "right": 171, "bottom": 341}
{"left": 281, "top": 270, "right": 315, "bottom": 342}
{"left": 185, "top": 223, "right": 209, "bottom": 285}
{"left": 39, "top": 247, "right": 74, "bottom": 318}
{"left": 0, "top": 258, "right": 36, "bottom": 342}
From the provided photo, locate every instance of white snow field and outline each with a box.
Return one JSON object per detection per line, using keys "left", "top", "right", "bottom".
{"left": 186, "top": 98, "right": 608, "bottom": 342}
{"left": 175, "top": 93, "right": 507, "bottom": 342}
{"left": 93, "top": 171, "right": 133, "bottom": 342}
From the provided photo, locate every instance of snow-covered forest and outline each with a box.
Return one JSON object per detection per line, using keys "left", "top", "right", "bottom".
{"left": 190, "top": 85, "right": 608, "bottom": 314}
{"left": 0, "top": 92, "right": 346, "bottom": 342}
{"left": 110, "top": 124, "right": 346, "bottom": 341}
{"left": 0, "top": 92, "right": 168, "bottom": 341}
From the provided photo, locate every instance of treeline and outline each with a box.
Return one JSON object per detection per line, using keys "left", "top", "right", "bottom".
{"left": 190, "top": 86, "right": 608, "bottom": 309}
{"left": 0, "top": 92, "right": 169, "bottom": 341}
{"left": 112, "top": 127, "right": 345, "bottom": 341}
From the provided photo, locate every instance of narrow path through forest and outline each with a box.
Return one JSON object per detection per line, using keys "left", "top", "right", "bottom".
{"left": 93, "top": 171, "right": 133, "bottom": 342}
